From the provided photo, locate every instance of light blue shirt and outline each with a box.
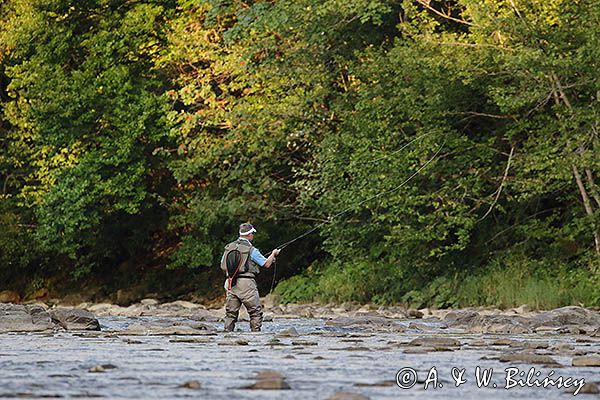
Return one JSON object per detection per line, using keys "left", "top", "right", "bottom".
{"left": 239, "top": 238, "right": 268, "bottom": 267}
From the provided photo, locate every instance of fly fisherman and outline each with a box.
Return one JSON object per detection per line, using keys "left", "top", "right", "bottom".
{"left": 221, "top": 223, "right": 280, "bottom": 332}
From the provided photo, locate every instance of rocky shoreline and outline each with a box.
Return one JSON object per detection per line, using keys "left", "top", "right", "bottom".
{"left": 2, "top": 297, "right": 600, "bottom": 337}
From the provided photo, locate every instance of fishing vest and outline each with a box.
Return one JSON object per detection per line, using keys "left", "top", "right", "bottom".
{"left": 220, "top": 239, "right": 260, "bottom": 289}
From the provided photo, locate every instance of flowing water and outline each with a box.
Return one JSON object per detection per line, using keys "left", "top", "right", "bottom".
{"left": 0, "top": 316, "right": 598, "bottom": 399}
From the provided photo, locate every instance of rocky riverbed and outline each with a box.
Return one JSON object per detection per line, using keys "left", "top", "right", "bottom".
{"left": 0, "top": 300, "right": 599, "bottom": 399}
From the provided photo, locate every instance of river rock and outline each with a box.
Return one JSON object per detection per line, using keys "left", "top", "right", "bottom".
{"left": 89, "top": 364, "right": 117, "bottom": 373}
{"left": 533, "top": 306, "right": 600, "bottom": 328}
{"left": 0, "top": 290, "right": 21, "bottom": 304}
{"left": 27, "top": 287, "right": 48, "bottom": 300}
{"left": 573, "top": 383, "right": 599, "bottom": 394}
{"left": 154, "top": 325, "right": 214, "bottom": 336}
{"left": 513, "top": 304, "right": 532, "bottom": 314}
{"left": 572, "top": 356, "right": 600, "bottom": 367}
{"left": 409, "top": 337, "right": 461, "bottom": 347}
{"left": 180, "top": 309, "right": 219, "bottom": 322}
{"left": 276, "top": 327, "right": 299, "bottom": 337}
{"left": 327, "top": 392, "right": 370, "bottom": 400}
{"left": 140, "top": 298, "right": 159, "bottom": 306}
{"left": 245, "top": 370, "right": 290, "bottom": 390}
{"left": 498, "top": 353, "right": 559, "bottom": 365}
{"left": 418, "top": 308, "right": 432, "bottom": 316}
{"left": 508, "top": 340, "right": 549, "bottom": 349}
{"left": 452, "top": 313, "right": 531, "bottom": 334}
{"left": 59, "top": 293, "right": 90, "bottom": 306}
{"left": 325, "top": 315, "right": 399, "bottom": 331}
{"left": 291, "top": 340, "right": 318, "bottom": 346}
{"left": 356, "top": 304, "right": 377, "bottom": 313}
{"left": 354, "top": 381, "right": 395, "bottom": 387}
{"left": 407, "top": 309, "right": 424, "bottom": 319}
{"left": 50, "top": 308, "right": 100, "bottom": 331}
{"left": 403, "top": 347, "right": 429, "bottom": 354}
{"left": 163, "top": 300, "right": 205, "bottom": 310}
{"left": 533, "top": 325, "right": 564, "bottom": 334}
{"left": 551, "top": 343, "right": 574, "bottom": 351}
{"left": 86, "top": 303, "right": 117, "bottom": 315}
{"left": 114, "top": 320, "right": 215, "bottom": 336}
{"left": 443, "top": 310, "right": 479, "bottom": 326}
{"left": 179, "top": 380, "right": 201, "bottom": 389}
{"left": 0, "top": 303, "right": 54, "bottom": 333}
{"left": 115, "top": 289, "right": 139, "bottom": 306}
{"left": 476, "top": 316, "right": 531, "bottom": 334}
{"left": 266, "top": 338, "right": 285, "bottom": 346}
{"left": 262, "top": 294, "right": 280, "bottom": 309}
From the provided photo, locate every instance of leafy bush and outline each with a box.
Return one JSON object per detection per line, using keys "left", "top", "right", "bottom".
{"left": 404, "top": 254, "right": 600, "bottom": 309}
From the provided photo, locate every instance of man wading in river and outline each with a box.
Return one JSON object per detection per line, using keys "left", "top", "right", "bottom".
{"left": 221, "top": 223, "right": 280, "bottom": 332}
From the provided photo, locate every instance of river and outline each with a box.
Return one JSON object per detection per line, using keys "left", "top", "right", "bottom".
{"left": 1, "top": 315, "right": 598, "bottom": 399}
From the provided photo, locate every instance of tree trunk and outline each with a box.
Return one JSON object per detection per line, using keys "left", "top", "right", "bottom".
{"left": 572, "top": 165, "right": 600, "bottom": 255}
{"left": 584, "top": 169, "right": 600, "bottom": 209}
{"left": 551, "top": 72, "right": 600, "bottom": 256}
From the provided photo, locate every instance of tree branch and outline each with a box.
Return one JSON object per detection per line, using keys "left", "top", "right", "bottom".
{"left": 479, "top": 144, "right": 515, "bottom": 221}
{"left": 584, "top": 169, "right": 600, "bottom": 209}
{"left": 427, "top": 40, "right": 516, "bottom": 52}
{"left": 415, "top": 0, "right": 477, "bottom": 26}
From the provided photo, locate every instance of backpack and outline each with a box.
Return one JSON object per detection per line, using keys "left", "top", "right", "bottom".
{"left": 220, "top": 239, "right": 253, "bottom": 290}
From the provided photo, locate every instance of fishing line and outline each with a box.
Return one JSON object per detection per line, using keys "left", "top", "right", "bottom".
{"left": 266, "top": 133, "right": 448, "bottom": 292}
{"left": 276, "top": 134, "right": 447, "bottom": 251}
{"left": 339, "top": 131, "right": 434, "bottom": 169}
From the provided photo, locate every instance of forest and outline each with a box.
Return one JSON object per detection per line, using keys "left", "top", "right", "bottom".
{"left": 1, "top": 0, "right": 599, "bottom": 308}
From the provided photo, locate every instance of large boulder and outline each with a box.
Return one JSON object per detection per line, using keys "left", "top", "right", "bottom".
{"left": 0, "top": 303, "right": 54, "bottom": 333}
{"left": 532, "top": 306, "right": 600, "bottom": 328}
{"left": 50, "top": 308, "right": 100, "bottom": 331}
{"left": 443, "top": 310, "right": 479, "bottom": 326}
{"left": 445, "top": 311, "right": 531, "bottom": 334}
{"left": 0, "top": 290, "right": 21, "bottom": 304}
{"left": 469, "top": 315, "right": 532, "bottom": 334}
{"left": 444, "top": 306, "right": 600, "bottom": 334}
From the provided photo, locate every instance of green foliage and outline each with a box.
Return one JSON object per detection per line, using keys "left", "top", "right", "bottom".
{"left": 1, "top": 0, "right": 174, "bottom": 277}
{"left": 403, "top": 253, "right": 600, "bottom": 309}
{"left": 277, "top": 252, "right": 600, "bottom": 309}
{"left": 275, "top": 273, "right": 320, "bottom": 304}
{"left": 0, "top": 0, "right": 598, "bottom": 304}
{"left": 276, "top": 259, "right": 406, "bottom": 305}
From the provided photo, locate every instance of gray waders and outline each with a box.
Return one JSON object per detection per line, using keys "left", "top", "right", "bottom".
{"left": 224, "top": 277, "right": 263, "bottom": 331}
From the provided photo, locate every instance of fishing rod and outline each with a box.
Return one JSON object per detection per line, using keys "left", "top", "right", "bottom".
{"left": 266, "top": 133, "right": 448, "bottom": 291}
